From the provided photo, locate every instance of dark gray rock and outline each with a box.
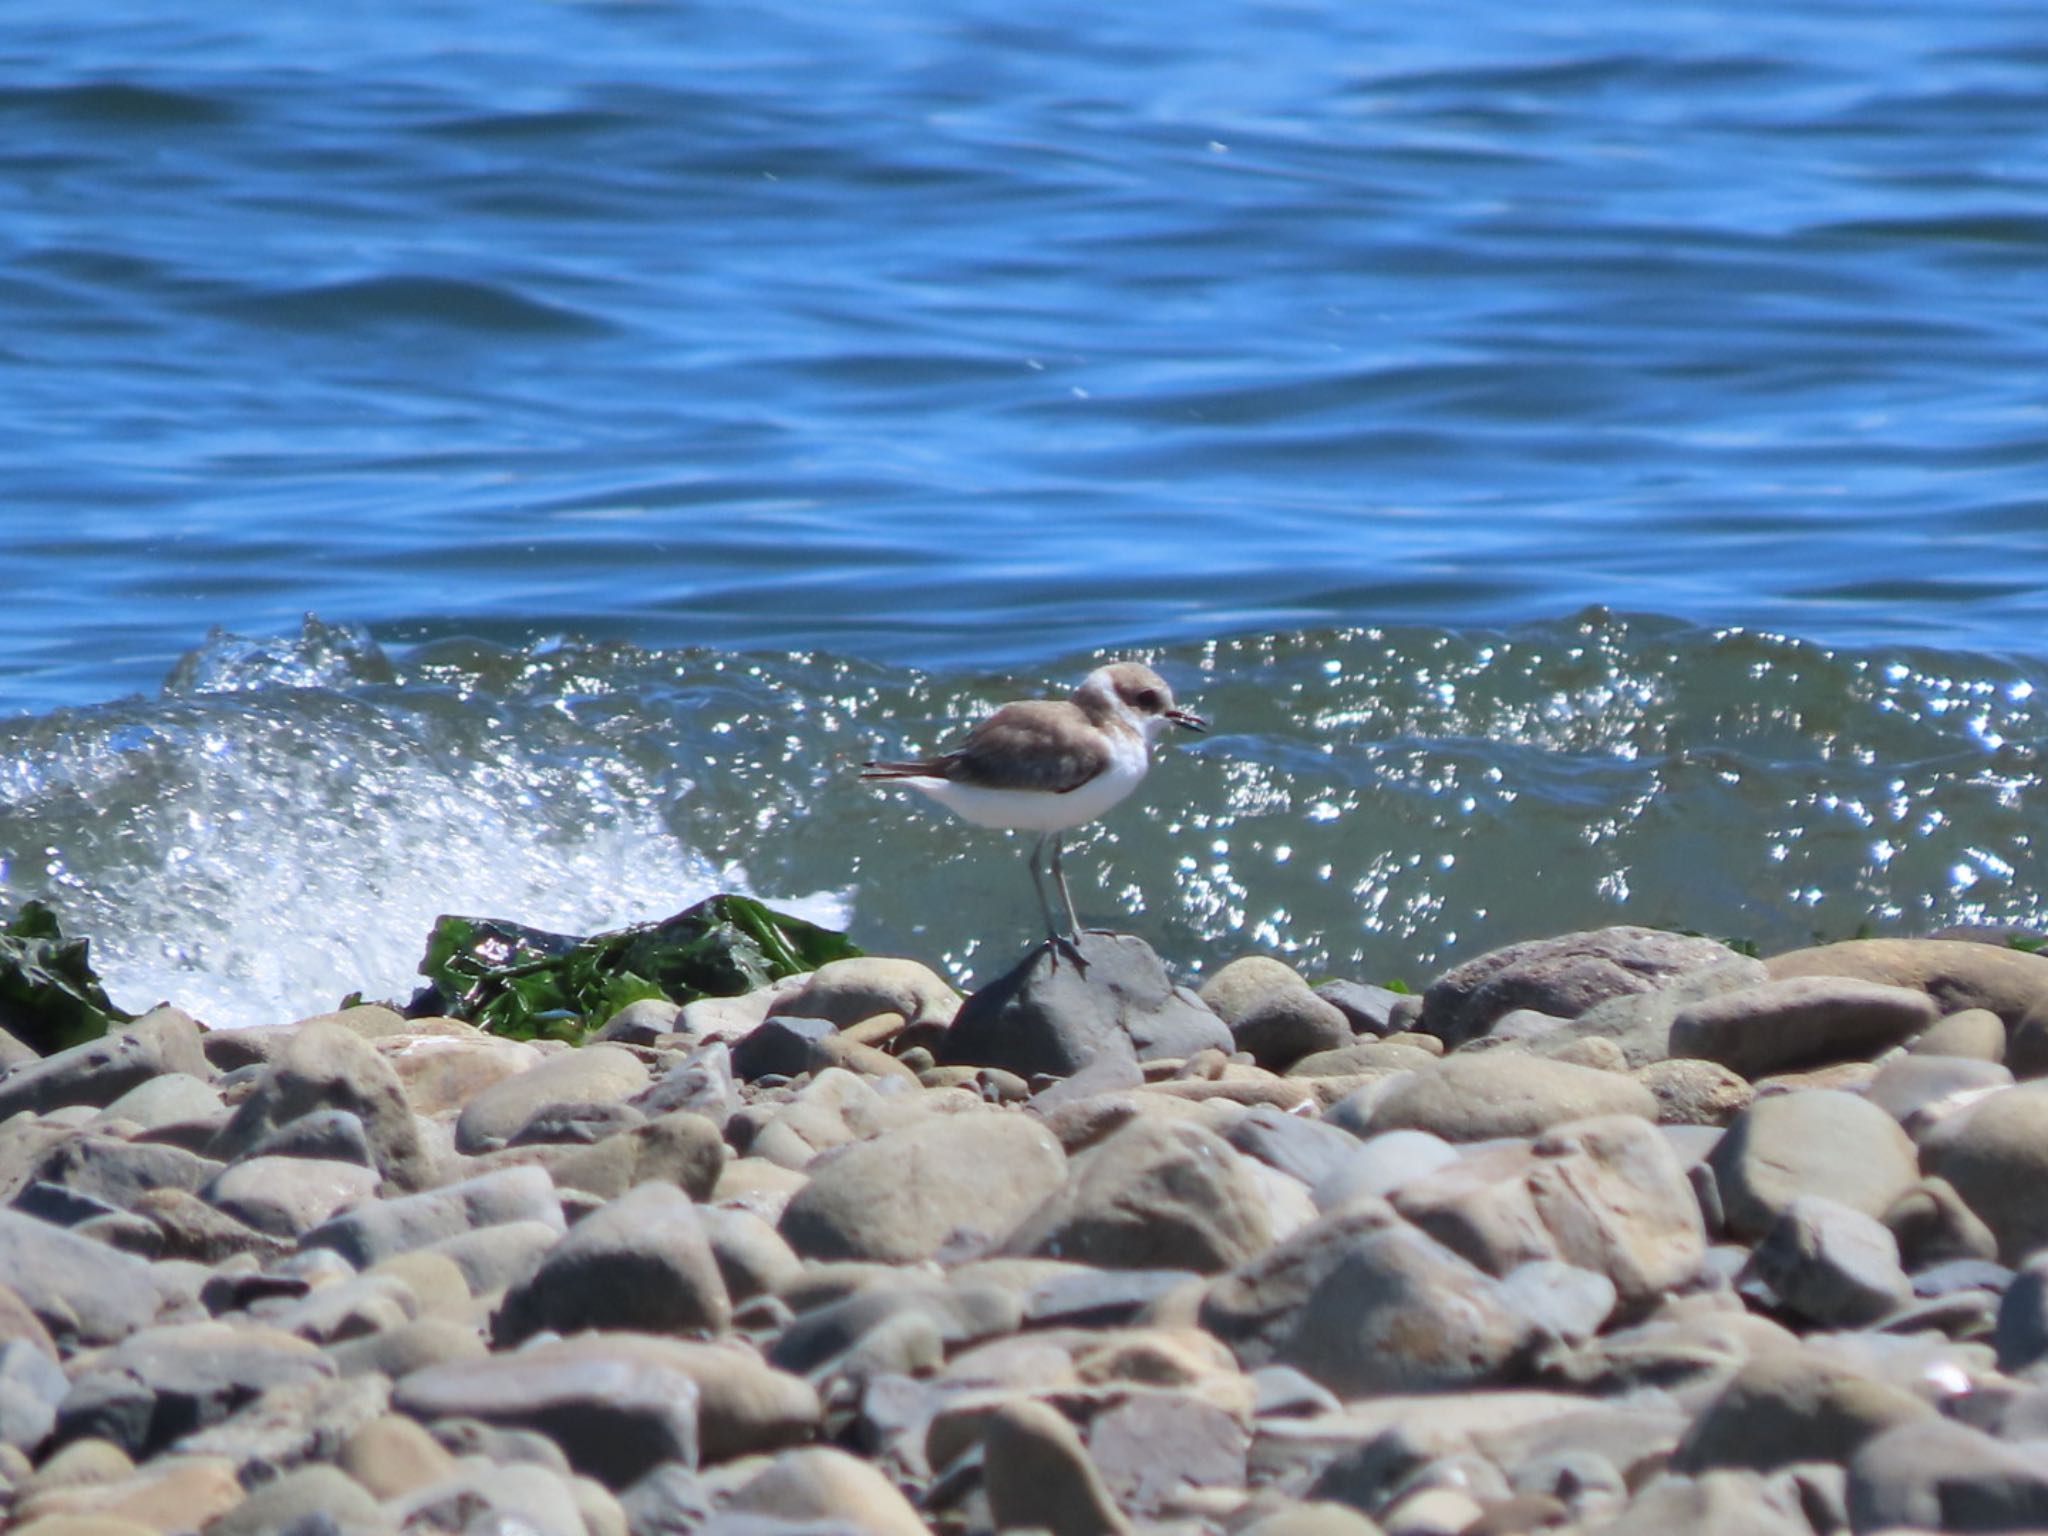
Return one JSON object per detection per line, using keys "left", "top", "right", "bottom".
{"left": 941, "top": 932, "right": 1230, "bottom": 1078}
{"left": 778, "top": 1110, "right": 1065, "bottom": 1265}
{"left": 1669, "top": 975, "right": 1938, "bottom": 1079}
{"left": 1707, "top": 1089, "right": 1921, "bottom": 1241}
{"left": 1995, "top": 1254, "right": 2048, "bottom": 1377}
{"left": 1315, "top": 981, "right": 1406, "bottom": 1037}
{"left": 494, "top": 1180, "right": 729, "bottom": 1345}
{"left": 1741, "top": 1195, "right": 1912, "bottom": 1327}
{"left": 394, "top": 1336, "right": 704, "bottom": 1488}
{"left": 1001, "top": 1117, "right": 1271, "bottom": 1273}
{"left": 0, "top": 1007, "right": 211, "bottom": 1120}
{"left": 768, "top": 1285, "right": 1019, "bottom": 1377}
{"left": 209, "top": 1020, "right": 430, "bottom": 1191}
{"left": 1200, "top": 1199, "right": 1536, "bottom": 1397}
{"left": 1848, "top": 1415, "right": 2048, "bottom": 1532}
{"left": 55, "top": 1321, "right": 333, "bottom": 1458}
{"left": 302, "top": 1164, "right": 563, "bottom": 1268}
{"left": 0, "top": 1208, "right": 161, "bottom": 1346}
{"left": 732, "top": 1017, "right": 838, "bottom": 1083}
{"left": 1420, "top": 926, "right": 1744, "bottom": 1049}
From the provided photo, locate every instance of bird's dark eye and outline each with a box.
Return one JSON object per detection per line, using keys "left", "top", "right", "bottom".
{"left": 1135, "top": 689, "right": 1163, "bottom": 711}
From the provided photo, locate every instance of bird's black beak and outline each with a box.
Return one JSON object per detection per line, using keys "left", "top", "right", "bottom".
{"left": 1167, "top": 707, "right": 1207, "bottom": 733}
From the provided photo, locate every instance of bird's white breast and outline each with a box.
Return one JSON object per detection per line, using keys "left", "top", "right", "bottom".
{"left": 902, "top": 730, "right": 1149, "bottom": 832}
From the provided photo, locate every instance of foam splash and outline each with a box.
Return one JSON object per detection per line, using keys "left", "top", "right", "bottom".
{"left": 0, "top": 621, "right": 844, "bottom": 1029}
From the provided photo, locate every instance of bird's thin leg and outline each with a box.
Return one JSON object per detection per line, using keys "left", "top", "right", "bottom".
{"left": 1027, "top": 833, "right": 1061, "bottom": 944}
{"left": 1048, "top": 833, "right": 1089, "bottom": 968}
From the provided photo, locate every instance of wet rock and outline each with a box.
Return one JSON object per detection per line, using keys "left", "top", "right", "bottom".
{"left": 394, "top": 1335, "right": 704, "bottom": 1488}
{"left": 454, "top": 1043, "right": 651, "bottom": 1154}
{"left": 1002, "top": 1117, "right": 1271, "bottom": 1273}
{"left": 494, "top": 1180, "right": 729, "bottom": 1345}
{"left": 1349, "top": 1052, "right": 1657, "bottom": 1143}
{"left": 779, "top": 1110, "right": 1065, "bottom": 1264}
{"left": 1630, "top": 1057, "right": 1752, "bottom": 1126}
{"left": 942, "top": 932, "right": 1231, "bottom": 1077}
{"left": 1233, "top": 990, "right": 1354, "bottom": 1072}
{"left": 979, "top": 1398, "right": 1132, "bottom": 1536}
{"left": 1909, "top": 1007, "right": 2007, "bottom": 1062}
{"left": 209, "top": 1020, "right": 429, "bottom": 1192}
{"left": 1920, "top": 1082, "right": 2048, "bottom": 1262}
{"left": 0, "top": 1210, "right": 162, "bottom": 1346}
{"left": 1741, "top": 1195, "right": 1912, "bottom": 1327}
{"left": 302, "top": 1164, "right": 563, "bottom": 1268}
{"left": 1707, "top": 1090, "right": 1921, "bottom": 1241}
{"left": 1420, "top": 926, "right": 1743, "bottom": 1049}
{"left": 201, "top": 1155, "right": 379, "bottom": 1238}
{"left": 723, "top": 1445, "right": 931, "bottom": 1536}
{"left": 1669, "top": 975, "right": 1937, "bottom": 1079}
{"left": 1672, "top": 1345, "right": 1934, "bottom": 1473}
{"left": 0, "top": 1009, "right": 210, "bottom": 1120}
{"left": 1201, "top": 1200, "right": 1536, "bottom": 1397}
{"left": 1847, "top": 1414, "right": 2048, "bottom": 1532}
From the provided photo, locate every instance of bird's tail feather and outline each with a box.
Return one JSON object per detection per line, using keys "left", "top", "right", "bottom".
{"left": 860, "top": 759, "right": 940, "bottom": 780}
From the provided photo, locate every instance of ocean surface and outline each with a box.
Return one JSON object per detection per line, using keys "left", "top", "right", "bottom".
{"left": 4, "top": 1, "right": 2047, "bottom": 1026}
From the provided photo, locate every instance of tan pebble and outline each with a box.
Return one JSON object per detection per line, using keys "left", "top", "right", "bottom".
{"left": 1382, "top": 1031, "right": 1444, "bottom": 1056}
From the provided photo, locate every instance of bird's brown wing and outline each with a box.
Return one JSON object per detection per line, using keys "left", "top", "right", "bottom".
{"left": 863, "top": 701, "right": 1109, "bottom": 793}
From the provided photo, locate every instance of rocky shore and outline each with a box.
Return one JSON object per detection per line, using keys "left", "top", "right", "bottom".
{"left": 4, "top": 922, "right": 2048, "bottom": 1535}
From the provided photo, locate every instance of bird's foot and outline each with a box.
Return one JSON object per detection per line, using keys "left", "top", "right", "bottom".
{"left": 1044, "top": 932, "right": 1091, "bottom": 973}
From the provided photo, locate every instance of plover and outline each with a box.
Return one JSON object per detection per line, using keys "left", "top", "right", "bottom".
{"left": 861, "top": 661, "right": 1206, "bottom": 955}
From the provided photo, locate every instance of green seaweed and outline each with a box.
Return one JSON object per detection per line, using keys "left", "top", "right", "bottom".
{"left": 416, "top": 894, "right": 860, "bottom": 1043}
{"left": 0, "top": 900, "right": 135, "bottom": 1055}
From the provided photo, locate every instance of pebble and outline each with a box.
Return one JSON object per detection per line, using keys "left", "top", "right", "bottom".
{"left": 1, "top": 916, "right": 2034, "bottom": 1535}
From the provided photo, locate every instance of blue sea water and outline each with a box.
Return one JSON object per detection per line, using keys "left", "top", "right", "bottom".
{"left": 3, "top": 0, "right": 2047, "bottom": 1025}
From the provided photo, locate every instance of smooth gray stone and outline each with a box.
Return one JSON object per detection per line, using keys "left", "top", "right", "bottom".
{"left": 1420, "top": 926, "right": 1744, "bottom": 1049}
{"left": 1669, "top": 975, "right": 1938, "bottom": 1079}
{"left": 422, "top": 1219, "right": 563, "bottom": 1297}
{"left": 593, "top": 996, "right": 684, "bottom": 1046}
{"left": 1022, "top": 1267, "right": 1198, "bottom": 1328}
{"left": 242, "top": 1106, "right": 378, "bottom": 1167}
{"left": 1089, "top": 1390, "right": 1245, "bottom": 1513}
{"left": 1848, "top": 1415, "right": 2048, "bottom": 1532}
{"left": 1224, "top": 1105, "right": 1367, "bottom": 1190}
{"left": 941, "top": 931, "right": 1230, "bottom": 1078}
{"left": 1885, "top": 1176, "right": 2000, "bottom": 1270}
{"left": 301, "top": 1164, "right": 563, "bottom": 1268}
{"left": 1498, "top": 1260, "right": 1617, "bottom": 1347}
{"left": 619, "top": 1462, "right": 715, "bottom": 1536}
{"left": 1309, "top": 1129, "right": 1459, "bottom": 1209}
{"left": 1866, "top": 1054, "right": 2013, "bottom": 1129}
{"left": 21, "top": 1132, "right": 220, "bottom": 1212}
{"left": 980, "top": 1400, "right": 1131, "bottom": 1536}
{"left": 209, "top": 1019, "right": 430, "bottom": 1191}
{"left": 396, "top": 1336, "right": 703, "bottom": 1488}
{"left": 202, "top": 1464, "right": 387, "bottom": 1536}
{"left": 778, "top": 1110, "right": 1065, "bottom": 1266}
{"left": 203, "top": 1155, "right": 380, "bottom": 1238}
{"left": 0, "top": 1207, "right": 162, "bottom": 1346}
{"left": 1315, "top": 980, "right": 1406, "bottom": 1036}
{"left": 92, "top": 1071, "right": 226, "bottom": 1132}
{"left": 1708, "top": 1090, "right": 1920, "bottom": 1241}
{"left": 455, "top": 1043, "right": 651, "bottom": 1155}
{"left": 56, "top": 1322, "right": 333, "bottom": 1458}
{"left": 1348, "top": 1052, "right": 1657, "bottom": 1142}
{"left": 1673, "top": 1346, "right": 1933, "bottom": 1474}
{"left": 634, "top": 1041, "right": 738, "bottom": 1124}
{"left": 493, "top": 1181, "right": 729, "bottom": 1346}
{"left": 1600, "top": 1470, "right": 1813, "bottom": 1536}
{"left": 1741, "top": 1194, "right": 1912, "bottom": 1328}
{"left": 768, "top": 1286, "right": 1019, "bottom": 1378}
{"left": 509, "top": 1099, "right": 646, "bottom": 1146}
{"left": 699, "top": 1206, "right": 803, "bottom": 1305}
{"left": 173, "top": 1371, "right": 392, "bottom": 1487}
{"left": 0, "top": 1008, "right": 210, "bottom": 1119}
{"left": 0, "top": 1337, "right": 67, "bottom": 1450}
{"left": 1921, "top": 1081, "right": 2048, "bottom": 1262}
{"left": 1230, "top": 989, "right": 1352, "bottom": 1071}
{"left": 1001, "top": 1117, "right": 1271, "bottom": 1274}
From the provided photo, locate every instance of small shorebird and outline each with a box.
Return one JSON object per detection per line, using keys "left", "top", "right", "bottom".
{"left": 861, "top": 662, "right": 1206, "bottom": 956}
